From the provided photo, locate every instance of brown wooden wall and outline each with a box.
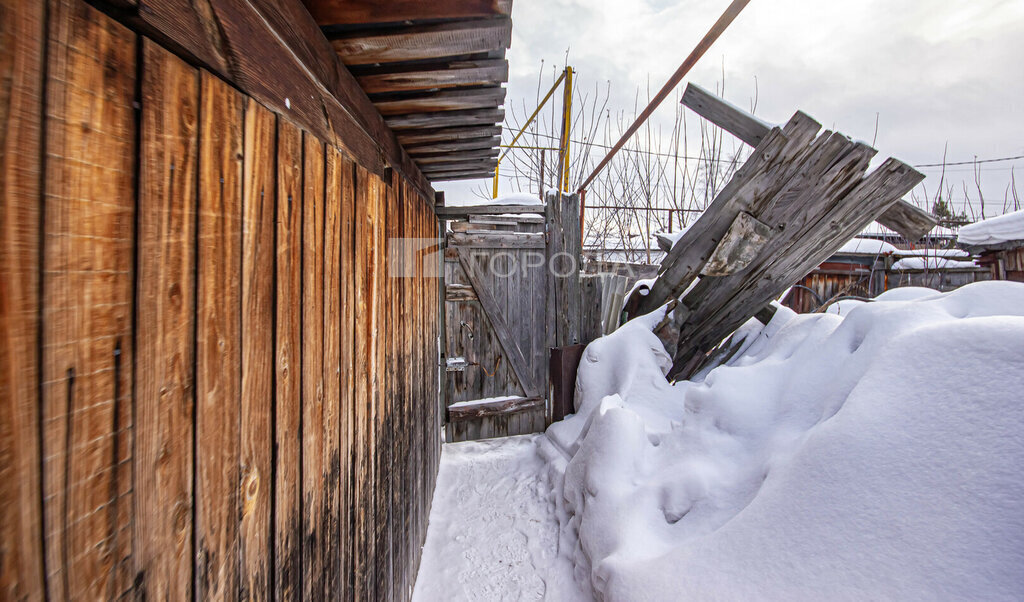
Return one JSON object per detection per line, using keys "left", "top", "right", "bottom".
{"left": 0, "top": 0, "right": 442, "bottom": 598}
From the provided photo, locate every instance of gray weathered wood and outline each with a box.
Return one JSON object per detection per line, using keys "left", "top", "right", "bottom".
{"left": 386, "top": 108, "right": 504, "bottom": 130}
{"left": 682, "top": 82, "right": 937, "bottom": 247}
{"left": 406, "top": 136, "right": 501, "bottom": 155}
{"left": 682, "top": 82, "right": 770, "bottom": 147}
{"left": 448, "top": 231, "right": 545, "bottom": 249}
{"left": 436, "top": 204, "right": 545, "bottom": 218}
{"left": 373, "top": 87, "right": 506, "bottom": 116}
{"left": 875, "top": 198, "right": 939, "bottom": 241}
{"left": 456, "top": 247, "right": 541, "bottom": 398}
{"left": 448, "top": 396, "right": 543, "bottom": 421}
{"left": 702, "top": 211, "right": 773, "bottom": 276}
{"left": 330, "top": 19, "right": 512, "bottom": 66}
{"left": 546, "top": 192, "right": 582, "bottom": 346}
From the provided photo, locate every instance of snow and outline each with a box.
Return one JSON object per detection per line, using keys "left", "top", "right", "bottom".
{"left": 539, "top": 280, "right": 1024, "bottom": 600}
{"left": 446, "top": 191, "right": 546, "bottom": 207}
{"left": 897, "top": 247, "right": 970, "bottom": 258}
{"left": 835, "top": 237, "right": 898, "bottom": 255}
{"left": 859, "top": 221, "right": 956, "bottom": 239}
{"left": 447, "top": 395, "right": 521, "bottom": 410}
{"left": 412, "top": 435, "right": 589, "bottom": 601}
{"left": 958, "top": 209, "right": 1024, "bottom": 247}
{"left": 653, "top": 226, "right": 690, "bottom": 250}
{"left": 891, "top": 256, "right": 978, "bottom": 270}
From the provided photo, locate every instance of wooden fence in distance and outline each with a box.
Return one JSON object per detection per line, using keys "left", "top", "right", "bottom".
{"left": 0, "top": 0, "right": 441, "bottom": 598}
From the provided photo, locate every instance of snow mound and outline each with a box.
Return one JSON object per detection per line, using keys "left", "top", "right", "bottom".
{"left": 958, "top": 209, "right": 1024, "bottom": 247}
{"left": 540, "top": 281, "right": 1024, "bottom": 600}
{"left": 836, "top": 237, "right": 897, "bottom": 255}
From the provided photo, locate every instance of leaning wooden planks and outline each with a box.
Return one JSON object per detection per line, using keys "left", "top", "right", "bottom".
{"left": 635, "top": 110, "right": 923, "bottom": 380}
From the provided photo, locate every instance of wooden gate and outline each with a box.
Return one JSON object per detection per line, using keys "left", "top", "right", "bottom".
{"left": 440, "top": 194, "right": 581, "bottom": 442}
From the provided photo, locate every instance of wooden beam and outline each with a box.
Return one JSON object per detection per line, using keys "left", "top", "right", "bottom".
{"left": 421, "top": 163, "right": 498, "bottom": 176}
{"left": 373, "top": 87, "right": 506, "bottom": 116}
{"left": 398, "top": 125, "right": 501, "bottom": 145}
{"left": 448, "top": 397, "right": 543, "bottom": 421}
{"left": 436, "top": 204, "right": 544, "bottom": 217}
{"left": 357, "top": 59, "right": 508, "bottom": 94}
{"left": 681, "top": 81, "right": 936, "bottom": 245}
{"left": 385, "top": 107, "right": 504, "bottom": 130}
{"left": 306, "top": 0, "right": 512, "bottom": 26}
{"left": 448, "top": 231, "right": 545, "bottom": 248}
{"left": 426, "top": 171, "right": 495, "bottom": 182}
{"left": 874, "top": 198, "right": 939, "bottom": 241}
{"left": 119, "top": 0, "right": 434, "bottom": 200}
{"left": 330, "top": 19, "right": 512, "bottom": 66}
{"left": 415, "top": 149, "right": 499, "bottom": 165}
{"left": 406, "top": 136, "right": 501, "bottom": 155}
{"left": 681, "top": 82, "right": 770, "bottom": 147}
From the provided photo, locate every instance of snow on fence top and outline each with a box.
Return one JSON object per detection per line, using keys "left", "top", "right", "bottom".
{"left": 957, "top": 209, "right": 1024, "bottom": 248}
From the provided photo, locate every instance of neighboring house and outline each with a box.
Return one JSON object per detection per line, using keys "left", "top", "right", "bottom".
{"left": 957, "top": 210, "right": 1024, "bottom": 282}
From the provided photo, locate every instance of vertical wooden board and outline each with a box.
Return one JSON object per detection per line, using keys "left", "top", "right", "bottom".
{"left": 322, "top": 146, "right": 343, "bottom": 599}
{"left": 352, "top": 164, "right": 376, "bottom": 600}
{"left": 275, "top": 118, "right": 303, "bottom": 601}
{"left": 372, "top": 174, "right": 389, "bottom": 600}
{"left": 42, "top": 1, "right": 137, "bottom": 598}
{"left": 339, "top": 153, "right": 356, "bottom": 601}
{"left": 134, "top": 39, "right": 198, "bottom": 602}
{"left": 0, "top": 0, "right": 45, "bottom": 596}
{"left": 301, "top": 132, "right": 326, "bottom": 600}
{"left": 195, "top": 69, "right": 244, "bottom": 600}
{"left": 240, "top": 97, "right": 275, "bottom": 601}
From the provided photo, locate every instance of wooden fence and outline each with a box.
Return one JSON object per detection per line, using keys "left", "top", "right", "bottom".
{"left": 1, "top": 0, "right": 441, "bottom": 599}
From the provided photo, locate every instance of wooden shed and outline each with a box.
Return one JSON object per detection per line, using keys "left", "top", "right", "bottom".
{"left": 0, "top": 0, "right": 511, "bottom": 598}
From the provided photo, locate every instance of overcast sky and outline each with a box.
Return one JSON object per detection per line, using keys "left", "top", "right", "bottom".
{"left": 439, "top": 0, "right": 1024, "bottom": 218}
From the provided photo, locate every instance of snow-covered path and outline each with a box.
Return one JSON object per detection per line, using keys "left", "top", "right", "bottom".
{"left": 412, "top": 435, "right": 588, "bottom": 601}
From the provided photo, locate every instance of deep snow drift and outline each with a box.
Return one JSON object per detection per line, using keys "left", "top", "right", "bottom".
{"left": 540, "top": 280, "right": 1024, "bottom": 600}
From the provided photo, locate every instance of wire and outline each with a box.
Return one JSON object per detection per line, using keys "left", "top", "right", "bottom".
{"left": 912, "top": 154, "right": 1024, "bottom": 168}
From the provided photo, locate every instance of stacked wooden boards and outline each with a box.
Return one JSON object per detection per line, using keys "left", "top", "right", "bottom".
{"left": 306, "top": 0, "right": 513, "bottom": 181}
{"left": 0, "top": 1, "right": 442, "bottom": 599}
{"left": 634, "top": 102, "right": 925, "bottom": 380}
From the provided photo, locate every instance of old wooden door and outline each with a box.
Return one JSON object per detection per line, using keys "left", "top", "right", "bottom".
{"left": 443, "top": 216, "right": 550, "bottom": 441}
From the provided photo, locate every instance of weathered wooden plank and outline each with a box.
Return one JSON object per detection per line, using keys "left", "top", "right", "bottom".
{"left": 447, "top": 396, "right": 542, "bottom": 421}
{"left": 415, "top": 149, "right": 500, "bottom": 165}
{"left": 195, "top": 68, "right": 244, "bottom": 600}
{"left": 353, "top": 165, "right": 377, "bottom": 600}
{"left": 275, "top": 118, "right": 303, "bottom": 600}
{"left": 580, "top": 276, "right": 604, "bottom": 345}
{"left": 42, "top": 2, "right": 136, "bottom": 598}
{"left": 456, "top": 247, "right": 540, "bottom": 397}
{"left": 448, "top": 231, "right": 545, "bottom": 249}
{"left": 330, "top": 19, "right": 512, "bottom": 66}
{"left": 406, "top": 136, "right": 502, "bottom": 155}
{"left": 322, "top": 145, "right": 342, "bottom": 599}
{"left": 701, "top": 211, "right": 773, "bottom": 276}
{"left": 875, "top": 198, "right": 939, "bottom": 242}
{"left": 638, "top": 113, "right": 822, "bottom": 315}
{"left": 239, "top": 97, "right": 275, "bottom": 601}
{"left": 0, "top": 0, "right": 45, "bottom": 596}
{"left": 337, "top": 150, "right": 357, "bottom": 601}
{"left": 134, "top": 39, "right": 198, "bottom": 602}
{"left": 307, "top": 0, "right": 512, "bottom": 25}
{"left": 673, "top": 158, "right": 924, "bottom": 378}
{"left": 546, "top": 192, "right": 582, "bottom": 347}
{"left": 358, "top": 60, "right": 509, "bottom": 95}
{"left": 427, "top": 171, "right": 497, "bottom": 182}
{"left": 681, "top": 82, "right": 771, "bottom": 147}
{"left": 386, "top": 108, "right": 504, "bottom": 130}
{"left": 374, "top": 87, "right": 506, "bottom": 116}
{"left": 371, "top": 173, "right": 389, "bottom": 600}
{"left": 397, "top": 125, "right": 502, "bottom": 145}
{"left": 301, "top": 133, "right": 326, "bottom": 599}
{"left": 681, "top": 83, "right": 938, "bottom": 254}
{"left": 436, "top": 203, "right": 545, "bottom": 218}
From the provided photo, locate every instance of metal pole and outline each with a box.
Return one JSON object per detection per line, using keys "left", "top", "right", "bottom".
{"left": 576, "top": 0, "right": 752, "bottom": 193}
{"left": 493, "top": 69, "right": 569, "bottom": 198}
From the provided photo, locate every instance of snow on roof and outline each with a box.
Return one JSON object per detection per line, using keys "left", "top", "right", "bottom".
{"left": 957, "top": 209, "right": 1024, "bottom": 247}
{"left": 891, "top": 256, "right": 978, "bottom": 271}
{"left": 859, "top": 221, "right": 956, "bottom": 238}
{"left": 835, "top": 237, "right": 898, "bottom": 255}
